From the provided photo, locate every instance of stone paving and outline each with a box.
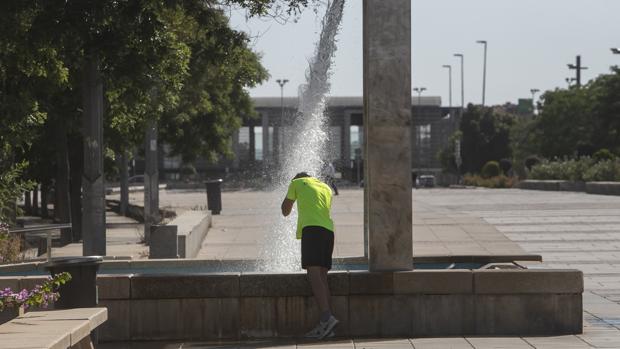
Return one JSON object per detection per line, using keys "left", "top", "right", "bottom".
{"left": 101, "top": 187, "right": 620, "bottom": 348}
{"left": 44, "top": 210, "right": 148, "bottom": 259}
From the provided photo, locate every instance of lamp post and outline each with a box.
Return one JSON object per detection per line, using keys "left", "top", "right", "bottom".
{"left": 442, "top": 65, "right": 452, "bottom": 108}
{"left": 413, "top": 87, "right": 427, "bottom": 107}
{"left": 476, "top": 40, "right": 487, "bottom": 106}
{"left": 611, "top": 48, "right": 620, "bottom": 55}
{"left": 276, "top": 79, "right": 289, "bottom": 121}
{"left": 454, "top": 53, "right": 464, "bottom": 109}
{"left": 530, "top": 88, "right": 540, "bottom": 115}
{"left": 275, "top": 79, "right": 288, "bottom": 166}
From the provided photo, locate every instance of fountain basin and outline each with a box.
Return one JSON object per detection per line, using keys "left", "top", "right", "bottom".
{"left": 0, "top": 256, "right": 582, "bottom": 340}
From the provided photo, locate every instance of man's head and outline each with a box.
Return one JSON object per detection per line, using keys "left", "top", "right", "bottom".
{"left": 293, "top": 172, "right": 311, "bottom": 180}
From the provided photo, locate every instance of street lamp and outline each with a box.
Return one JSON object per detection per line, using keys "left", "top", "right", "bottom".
{"left": 454, "top": 53, "right": 464, "bottom": 109}
{"left": 476, "top": 40, "right": 488, "bottom": 106}
{"left": 413, "top": 87, "right": 427, "bottom": 106}
{"left": 611, "top": 48, "right": 620, "bottom": 54}
{"left": 275, "top": 79, "right": 289, "bottom": 122}
{"left": 530, "top": 88, "right": 540, "bottom": 114}
{"left": 442, "top": 65, "right": 452, "bottom": 108}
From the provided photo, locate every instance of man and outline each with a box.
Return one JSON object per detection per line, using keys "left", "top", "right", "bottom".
{"left": 324, "top": 161, "right": 339, "bottom": 196}
{"left": 281, "top": 172, "right": 338, "bottom": 339}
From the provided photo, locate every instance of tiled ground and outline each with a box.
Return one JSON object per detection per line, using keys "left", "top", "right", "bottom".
{"left": 102, "top": 187, "right": 620, "bottom": 348}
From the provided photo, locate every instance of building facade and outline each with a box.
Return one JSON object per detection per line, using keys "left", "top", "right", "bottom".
{"left": 160, "top": 96, "right": 460, "bottom": 183}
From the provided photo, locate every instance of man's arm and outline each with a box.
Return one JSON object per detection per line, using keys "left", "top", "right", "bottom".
{"left": 281, "top": 198, "right": 295, "bottom": 217}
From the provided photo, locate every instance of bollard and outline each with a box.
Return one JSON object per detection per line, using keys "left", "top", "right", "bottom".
{"left": 205, "top": 179, "right": 223, "bottom": 215}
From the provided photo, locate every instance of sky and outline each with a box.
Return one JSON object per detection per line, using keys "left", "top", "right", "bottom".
{"left": 228, "top": 0, "right": 620, "bottom": 107}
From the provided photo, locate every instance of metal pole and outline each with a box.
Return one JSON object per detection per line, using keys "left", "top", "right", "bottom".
{"left": 477, "top": 40, "right": 487, "bottom": 106}
{"left": 530, "top": 88, "right": 540, "bottom": 115}
{"left": 454, "top": 54, "right": 464, "bottom": 109}
{"left": 442, "top": 65, "right": 452, "bottom": 108}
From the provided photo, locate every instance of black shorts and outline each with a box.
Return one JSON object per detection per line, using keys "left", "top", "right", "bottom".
{"left": 301, "top": 226, "right": 334, "bottom": 270}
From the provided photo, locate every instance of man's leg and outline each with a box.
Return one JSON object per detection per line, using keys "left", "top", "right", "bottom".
{"left": 307, "top": 266, "right": 330, "bottom": 314}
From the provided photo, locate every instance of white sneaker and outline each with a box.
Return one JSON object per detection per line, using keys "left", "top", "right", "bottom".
{"left": 304, "top": 322, "right": 324, "bottom": 338}
{"left": 304, "top": 316, "right": 339, "bottom": 340}
{"left": 317, "top": 315, "right": 339, "bottom": 340}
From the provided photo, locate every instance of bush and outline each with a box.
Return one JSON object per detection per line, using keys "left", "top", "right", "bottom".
{"left": 463, "top": 174, "right": 516, "bottom": 188}
{"left": 481, "top": 161, "right": 501, "bottom": 179}
{"left": 0, "top": 222, "right": 22, "bottom": 265}
{"left": 593, "top": 149, "right": 616, "bottom": 163}
{"left": 0, "top": 272, "right": 71, "bottom": 311}
{"left": 499, "top": 158, "right": 512, "bottom": 175}
{"left": 525, "top": 156, "right": 541, "bottom": 171}
{"left": 529, "top": 157, "right": 595, "bottom": 181}
{"left": 583, "top": 159, "right": 620, "bottom": 182}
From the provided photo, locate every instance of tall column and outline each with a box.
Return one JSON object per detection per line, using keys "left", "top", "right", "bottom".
{"left": 118, "top": 152, "right": 129, "bottom": 216}
{"left": 82, "top": 54, "right": 106, "bottom": 256}
{"left": 249, "top": 125, "right": 256, "bottom": 164}
{"left": 343, "top": 111, "right": 351, "bottom": 168}
{"left": 363, "top": 0, "right": 413, "bottom": 271}
{"left": 261, "top": 113, "right": 270, "bottom": 165}
{"left": 32, "top": 185, "right": 39, "bottom": 216}
{"left": 232, "top": 129, "right": 240, "bottom": 170}
{"left": 144, "top": 119, "right": 159, "bottom": 243}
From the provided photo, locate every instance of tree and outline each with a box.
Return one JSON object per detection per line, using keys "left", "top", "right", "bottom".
{"left": 459, "top": 104, "right": 514, "bottom": 174}
{"left": 159, "top": 5, "right": 268, "bottom": 163}
{"left": 589, "top": 67, "right": 620, "bottom": 155}
{"left": 535, "top": 87, "right": 594, "bottom": 158}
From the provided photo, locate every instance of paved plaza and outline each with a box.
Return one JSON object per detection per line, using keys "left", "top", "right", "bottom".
{"left": 101, "top": 187, "right": 620, "bottom": 348}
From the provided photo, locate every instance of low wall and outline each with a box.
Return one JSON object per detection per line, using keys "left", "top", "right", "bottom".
{"left": 91, "top": 269, "right": 582, "bottom": 340}
{"left": 519, "top": 180, "right": 620, "bottom": 195}
{"left": 106, "top": 199, "right": 176, "bottom": 223}
{"left": 586, "top": 181, "right": 620, "bottom": 196}
{"left": 149, "top": 211, "right": 211, "bottom": 259}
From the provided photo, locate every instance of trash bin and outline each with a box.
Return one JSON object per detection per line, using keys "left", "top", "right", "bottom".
{"left": 205, "top": 179, "right": 223, "bottom": 215}
{"left": 44, "top": 256, "right": 103, "bottom": 345}
{"left": 44, "top": 256, "right": 103, "bottom": 309}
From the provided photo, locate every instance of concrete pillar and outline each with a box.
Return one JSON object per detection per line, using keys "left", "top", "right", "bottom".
{"left": 343, "top": 111, "right": 352, "bottom": 168}
{"left": 32, "top": 185, "right": 39, "bottom": 216}
{"left": 82, "top": 54, "right": 106, "bottom": 256}
{"left": 261, "top": 113, "right": 270, "bottom": 164}
{"left": 118, "top": 152, "right": 129, "bottom": 216}
{"left": 249, "top": 125, "right": 256, "bottom": 163}
{"left": 144, "top": 119, "right": 159, "bottom": 244}
{"left": 232, "top": 129, "right": 240, "bottom": 170}
{"left": 363, "top": 0, "right": 413, "bottom": 271}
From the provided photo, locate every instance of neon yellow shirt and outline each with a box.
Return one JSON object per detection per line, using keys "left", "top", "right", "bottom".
{"left": 286, "top": 177, "right": 334, "bottom": 239}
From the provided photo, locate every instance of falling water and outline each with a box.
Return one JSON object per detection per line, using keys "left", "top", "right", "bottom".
{"left": 256, "top": 0, "right": 345, "bottom": 272}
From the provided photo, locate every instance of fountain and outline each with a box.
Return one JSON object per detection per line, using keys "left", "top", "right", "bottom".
{"left": 257, "top": 0, "right": 345, "bottom": 272}
{"left": 0, "top": 0, "right": 583, "bottom": 342}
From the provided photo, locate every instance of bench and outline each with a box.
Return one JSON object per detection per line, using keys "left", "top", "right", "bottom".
{"left": 0, "top": 307, "right": 107, "bottom": 349}
{"left": 149, "top": 211, "right": 211, "bottom": 259}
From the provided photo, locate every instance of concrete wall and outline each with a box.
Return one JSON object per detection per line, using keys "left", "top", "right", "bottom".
{"left": 519, "top": 180, "right": 620, "bottom": 195}
{"left": 91, "top": 269, "right": 582, "bottom": 341}
{"left": 149, "top": 211, "right": 211, "bottom": 259}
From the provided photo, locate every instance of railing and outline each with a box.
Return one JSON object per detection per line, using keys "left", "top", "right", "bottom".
{"left": 8, "top": 224, "right": 72, "bottom": 262}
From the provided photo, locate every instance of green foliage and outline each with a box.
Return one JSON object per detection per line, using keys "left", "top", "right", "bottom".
{"left": 583, "top": 160, "right": 620, "bottom": 182}
{"left": 438, "top": 131, "right": 462, "bottom": 174}
{"left": 481, "top": 161, "right": 501, "bottom": 179}
{"left": 459, "top": 104, "right": 514, "bottom": 175}
{"left": 462, "top": 175, "right": 516, "bottom": 188}
{"left": 514, "top": 67, "right": 620, "bottom": 162}
{"left": 0, "top": 163, "right": 34, "bottom": 223}
{"left": 593, "top": 149, "right": 616, "bottom": 162}
{"left": 529, "top": 157, "right": 597, "bottom": 181}
{"left": 0, "top": 222, "right": 22, "bottom": 265}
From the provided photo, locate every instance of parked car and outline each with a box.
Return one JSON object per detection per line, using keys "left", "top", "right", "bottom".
{"left": 418, "top": 175, "right": 435, "bottom": 188}
{"left": 128, "top": 175, "right": 145, "bottom": 185}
